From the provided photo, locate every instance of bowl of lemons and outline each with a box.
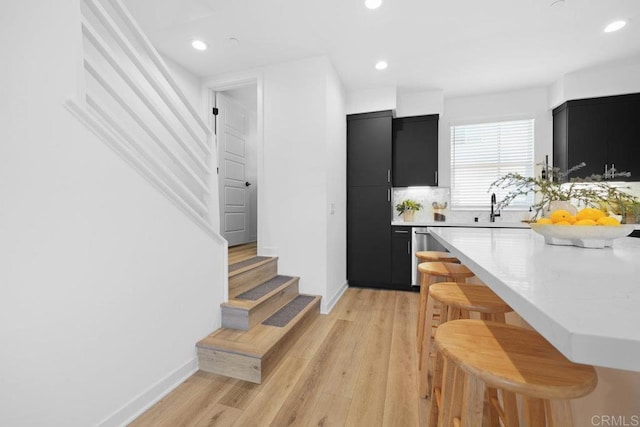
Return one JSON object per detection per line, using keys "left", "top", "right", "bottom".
{"left": 530, "top": 207, "right": 635, "bottom": 248}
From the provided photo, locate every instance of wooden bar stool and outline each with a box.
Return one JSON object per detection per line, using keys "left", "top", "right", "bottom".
{"left": 420, "top": 283, "right": 512, "bottom": 398}
{"left": 415, "top": 251, "right": 460, "bottom": 264}
{"left": 432, "top": 320, "right": 598, "bottom": 427}
{"left": 416, "top": 262, "right": 475, "bottom": 357}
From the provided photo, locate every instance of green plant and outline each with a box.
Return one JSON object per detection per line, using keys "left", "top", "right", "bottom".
{"left": 625, "top": 202, "right": 640, "bottom": 224}
{"left": 607, "top": 199, "right": 640, "bottom": 224}
{"left": 490, "top": 162, "right": 638, "bottom": 219}
{"left": 396, "top": 199, "right": 423, "bottom": 214}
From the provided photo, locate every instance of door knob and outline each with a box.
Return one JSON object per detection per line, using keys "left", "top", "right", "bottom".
{"left": 245, "top": 181, "right": 252, "bottom": 187}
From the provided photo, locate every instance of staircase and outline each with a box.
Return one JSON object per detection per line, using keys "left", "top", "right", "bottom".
{"left": 197, "top": 257, "right": 321, "bottom": 384}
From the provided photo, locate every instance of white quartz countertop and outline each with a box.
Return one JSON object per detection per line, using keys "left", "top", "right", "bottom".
{"left": 392, "top": 221, "right": 530, "bottom": 228}
{"left": 428, "top": 226, "right": 640, "bottom": 372}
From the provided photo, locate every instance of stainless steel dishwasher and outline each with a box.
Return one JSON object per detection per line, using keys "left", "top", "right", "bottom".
{"left": 411, "top": 227, "right": 449, "bottom": 286}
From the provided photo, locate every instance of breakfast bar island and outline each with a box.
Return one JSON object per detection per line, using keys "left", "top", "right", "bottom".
{"left": 428, "top": 226, "right": 640, "bottom": 371}
{"left": 428, "top": 226, "right": 640, "bottom": 422}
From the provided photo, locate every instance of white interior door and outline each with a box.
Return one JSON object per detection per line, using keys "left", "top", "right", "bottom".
{"left": 217, "top": 93, "right": 250, "bottom": 246}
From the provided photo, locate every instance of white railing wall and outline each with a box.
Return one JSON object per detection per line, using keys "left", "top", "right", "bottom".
{"left": 66, "top": 0, "right": 222, "bottom": 240}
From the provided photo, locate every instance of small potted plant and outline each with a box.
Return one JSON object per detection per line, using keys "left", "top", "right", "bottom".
{"left": 396, "top": 199, "right": 423, "bottom": 222}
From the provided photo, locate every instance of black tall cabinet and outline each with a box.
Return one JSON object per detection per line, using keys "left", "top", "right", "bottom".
{"left": 347, "top": 111, "right": 393, "bottom": 288}
{"left": 553, "top": 93, "right": 640, "bottom": 181}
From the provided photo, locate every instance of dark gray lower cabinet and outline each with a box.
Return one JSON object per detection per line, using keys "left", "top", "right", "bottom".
{"left": 391, "top": 226, "right": 412, "bottom": 290}
{"left": 347, "top": 186, "right": 391, "bottom": 288}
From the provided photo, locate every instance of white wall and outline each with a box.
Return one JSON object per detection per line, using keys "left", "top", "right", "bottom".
{"left": 396, "top": 90, "right": 444, "bottom": 117}
{"left": 346, "top": 86, "right": 396, "bottom": 114}
{"left": 261, "top": 57, "right": 330, "bottom": 303}
{"left": 549, "top": 58, "right": 640, "bottom": 108}
{"left": 162, "top": 54, "right": 205, "bottom": 117}
{"left": 258, "top": 56, "right": 347, "bottom": 312}
{"left": 324, "top": 63, "right": 348, "bottom": 312}
{"left": 439, "top": 87, "right": 553, "bottom": 194}
{"left": 0, "top": 2, "right": 225, "bottom": 426}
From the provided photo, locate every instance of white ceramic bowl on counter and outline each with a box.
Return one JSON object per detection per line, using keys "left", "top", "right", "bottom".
{"left": 530, "top": 223, "right": 636, "bottom": 248}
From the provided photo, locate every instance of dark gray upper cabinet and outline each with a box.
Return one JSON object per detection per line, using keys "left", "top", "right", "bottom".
{"left": 347, "top": 111, "right": 393, "bottom": 187}
{"left": 392, "top": 114, "right": 439, "bottom": 187}
{"left": 553, "top": 93, "right": 640, "bottom": 181}
{"left": 607, "top": 97, "right": 640, "bottom": 180}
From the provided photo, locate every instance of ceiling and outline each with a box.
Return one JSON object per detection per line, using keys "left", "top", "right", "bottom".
{"left": 123, "top": 0, "right": 640, "bottom": 97}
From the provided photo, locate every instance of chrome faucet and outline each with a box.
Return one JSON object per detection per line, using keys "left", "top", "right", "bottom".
{"left": 490, "top": 193, "right": 501, "bottom": 223}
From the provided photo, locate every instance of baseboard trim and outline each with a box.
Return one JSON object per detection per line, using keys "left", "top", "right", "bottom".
{"left": 322, "top": 281, "right": 348, "bottom": 314}
{"left": 97, "top": 356, "right": 198, "bottom": 427}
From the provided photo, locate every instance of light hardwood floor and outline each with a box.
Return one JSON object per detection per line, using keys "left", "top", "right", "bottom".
{"left": 228, "top": 242, "right": 258, "bottom": 265}
{"left": 131, "top": 288, "right": 429, "bottom": 426}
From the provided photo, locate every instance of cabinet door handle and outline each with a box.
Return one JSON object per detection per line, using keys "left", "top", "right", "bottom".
{"left": 387, "top": 188, "right": 391, "bottom": 202}
{"left": 387, "top": 169, "right": 391, "bottom": 183}
{"left": 604, "top": 164, "right": 609, "bottom": 179}
{"left": 611, "top": 163, "right": 615, "bottom": 178}
{"left": 394, "top": 230, "right": 409, "bottom": 234}
{"left": 407, "top": 241, "right": 411, "bottom": 254}
{"left": 435, "top": 171, "right": 438, "bottom": 185}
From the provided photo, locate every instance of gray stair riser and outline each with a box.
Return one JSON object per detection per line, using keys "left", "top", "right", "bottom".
{"left": 229, "top": 259, "right": 278, "bottom": 297}
{"left": 220, "top": 306, "right": 250, "bottom": 330}
{"left": 222, "top": 279, "right": 299, "bottom": 331}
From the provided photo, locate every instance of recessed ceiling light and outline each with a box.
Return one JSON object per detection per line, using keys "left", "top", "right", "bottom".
{"left": 375, "top": 61, "right": 388, "bottom": 70}
{"left": 604, "top": 20, "right": 626, "bottom": 33}
{"left": 365, "top": 0, "right": 382, "bottom": 10}
{"left": 191, "top": 40, "right": 207, "bottom": 51}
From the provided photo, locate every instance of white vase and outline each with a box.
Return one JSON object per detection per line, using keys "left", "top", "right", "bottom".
{"left": 403, "top": 210, "right": 416, "bottom": 222}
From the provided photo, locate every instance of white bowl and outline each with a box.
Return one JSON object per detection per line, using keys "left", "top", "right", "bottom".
{"left": 530, "top": 223, "right": 635, "bottom": 248}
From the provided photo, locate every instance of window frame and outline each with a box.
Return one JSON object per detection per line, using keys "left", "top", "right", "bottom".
{"left": 449, "top": 118, "right": 535, "bottom": 211}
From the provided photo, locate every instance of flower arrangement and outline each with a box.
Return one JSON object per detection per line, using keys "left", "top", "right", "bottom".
{"left": 490, "top": 163, "right": 639, "bottom": 220}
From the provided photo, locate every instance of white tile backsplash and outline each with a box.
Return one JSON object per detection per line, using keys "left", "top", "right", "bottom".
{"left": 393, "top": 187, "right": 450, "bottom": 222}
{"left": 392, "top": 187, "right": 531, "bottom": 224}
{"left": 393, "top": 182, "right": 640, "bottom": 225}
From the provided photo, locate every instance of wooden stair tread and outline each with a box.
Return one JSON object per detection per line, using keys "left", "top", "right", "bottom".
{"left": 228, "top": 256, "right": 278, "bottom": 278}
{"left": 198, "top": 294, "right": 321, "bottom": 357}
{"left": 223, "top": 276, "right": 299, "bottom": 311}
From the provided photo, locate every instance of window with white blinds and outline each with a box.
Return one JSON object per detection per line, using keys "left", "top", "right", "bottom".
{"left": 450, "top": 119, "right": 534, "bottom": 210}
